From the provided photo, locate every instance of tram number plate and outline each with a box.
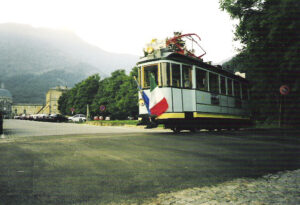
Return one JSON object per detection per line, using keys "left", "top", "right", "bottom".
{"left": 211, "top": 94, "right": 220, "bottom": 105}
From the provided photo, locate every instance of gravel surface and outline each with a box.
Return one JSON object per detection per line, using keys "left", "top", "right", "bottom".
{"left": 148, "top": 169, "right": 300, "bottom": 205}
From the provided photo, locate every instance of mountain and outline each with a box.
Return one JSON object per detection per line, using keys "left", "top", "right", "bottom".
{"left": 0, "top": 23, "right": 139, "bottom": 103}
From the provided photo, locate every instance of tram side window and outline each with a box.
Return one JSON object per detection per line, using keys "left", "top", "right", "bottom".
{"left": 241, "top": 83, "right": 249, "bottom": 100}
{"left": 196, "top": 68, "right": 207, "bottom": 90}
{"left": 171, "top": 64, "right": 181, "bottom": 87}
{"left": 182, "top": 65, "right": 192, "bottom": 88}
{"left": 143, "top": 64, "right": 158, "bottom": 88}
{"left": 234, "top": 81, "right": 241, "bottom": 98}
{"left": 209, "top": 73, "right": 219, "bottom": 93}
{"left": 138, "top": 67, "right": 141, "bottom": 86}
{"left": 227, "top": 79, "right": 233, "bottom": 96}
{"left": 161, "top": 63, "right": 170, "bottom": 87}
{"left": 220, "top": 76, "right": 226, "bottom": 95}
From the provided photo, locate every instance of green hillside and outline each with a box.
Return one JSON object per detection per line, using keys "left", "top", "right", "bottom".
{"left": 0, "top": 23, "right": 138, "bottom": 103}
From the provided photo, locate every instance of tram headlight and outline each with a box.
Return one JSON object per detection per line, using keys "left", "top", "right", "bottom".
{"left": 139, "top": 98, "right": 145, "bottom": 106}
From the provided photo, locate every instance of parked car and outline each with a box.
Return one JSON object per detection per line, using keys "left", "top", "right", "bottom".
{"left": 36, "top": 114, "right": 49, "bottom": 121}
{"left": 20, "top": 114, "right": 27, "bottom": 120}
{"left": 31, "top": 114, "right": 39, "bottom": 121}
{"left": 48, "top": 114, "right": 68, "bottom": 122}
{"left": 68, "top": 114, "right": 86, "bottom": 122}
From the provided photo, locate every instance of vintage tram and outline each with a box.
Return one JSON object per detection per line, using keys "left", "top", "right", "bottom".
{"left": 137, "top": 33, "right": 252, "bottom": 132}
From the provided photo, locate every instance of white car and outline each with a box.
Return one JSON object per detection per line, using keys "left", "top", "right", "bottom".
{"left": 68, "top": 114, "right": 86, "bottom": 122}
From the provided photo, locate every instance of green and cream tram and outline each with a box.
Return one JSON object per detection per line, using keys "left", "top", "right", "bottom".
{"left": 137, "top": 34, "right": 252, "bottom": 132}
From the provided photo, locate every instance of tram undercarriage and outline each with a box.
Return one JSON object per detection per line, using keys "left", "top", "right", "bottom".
{"left": 139, "top": 113, "right": 252, "bottom": 132}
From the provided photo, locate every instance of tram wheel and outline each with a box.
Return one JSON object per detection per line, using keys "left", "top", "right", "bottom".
{"left": 171, "top": 127, "right": 181, "bottom": 133}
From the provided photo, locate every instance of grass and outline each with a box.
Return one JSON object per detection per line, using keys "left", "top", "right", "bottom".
{"left": 86, "top": 120, "right": 138, "bottom": 126}
{"left": 0, "top": 130, "right": 300, "bottom": 204}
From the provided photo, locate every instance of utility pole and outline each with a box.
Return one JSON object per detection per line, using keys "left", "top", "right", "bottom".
{"left": 86, "top": 104, "right": 90, "bottom": 121}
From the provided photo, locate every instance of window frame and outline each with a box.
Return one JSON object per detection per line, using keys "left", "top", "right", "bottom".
{"left": 208, "top": 72, "right": 220, "bottom": 94}
{"left": 142, "top": 63, "right": 159, "bottom": 89}
{"left": 227, "top": 78, "right": 233, "bottom": 96}
{"left": 170, "top": 63, "right": 182, "bottom": 88}
{"left": 195, "top": 67, "right": 208, "bottom": 91}
{"left": 182, "top": 64, "right": 193, "bottom": 89}
{"left": 160, "top": 62, "right": 171, "bottom": 87}
{"left": 220, "top": 75, "right": 226, "bottom": 95}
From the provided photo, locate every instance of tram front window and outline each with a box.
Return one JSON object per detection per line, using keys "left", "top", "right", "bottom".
{"left": 183, "top": 65, "right": 192, "bottom": 88}
{"left": 171, "top": 64, "right": 181, "bottom": 87}
{"left": 143, "top": 64, "right": 158, "bottom": 88}
{"left": 161, "top": 63, "right": 170, "bottom": 87}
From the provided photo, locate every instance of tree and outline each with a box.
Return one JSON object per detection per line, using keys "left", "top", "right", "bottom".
{"left": 91, "top": 69, "right": 138, "bottom": 120}
{"left": 58, "top": 74, "right": 101, "bottom": 115}
{"left": 58, "top": 92, "right": 68, "bottom": 115}
{"left": 59, "top": 68, "right": 139, "bottom": 120}
{"left": 220, "top": 0, "right": 300, "bottom": 125}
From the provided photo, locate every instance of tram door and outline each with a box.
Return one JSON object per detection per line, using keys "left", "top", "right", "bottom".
{"left": 181, "top": 65, "right": 195, "bottom": 112}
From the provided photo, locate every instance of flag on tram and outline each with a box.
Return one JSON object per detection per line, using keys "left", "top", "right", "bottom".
{"left": 134, "top": 76, "right": 151, "bottom": 115}
{"left": 142, "top": 90, "right": 150, "bottom": 115}
{"left": 149, "top": 74, "right": 169, "bottom": 116}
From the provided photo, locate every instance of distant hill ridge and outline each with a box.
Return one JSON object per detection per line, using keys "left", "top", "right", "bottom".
{"left": 0, "top": 23, "right": 138, "bottom": 103}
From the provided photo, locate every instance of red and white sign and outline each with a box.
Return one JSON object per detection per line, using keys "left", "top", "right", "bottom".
{"left": 99, "top": 105, "right": 106, "bottom": 111}
{"left": 279, "top": 85, "right": 290, "bottom": 95}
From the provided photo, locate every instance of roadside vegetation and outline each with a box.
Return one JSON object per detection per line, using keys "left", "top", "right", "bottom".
{"left": 58, "top": 68, "right": 138, "bottom": 120}
{"left": 86, "top": 120, "right": 138, "bottom": 126}
{"left": 221, "top": 0, "right": 300, "bottom": 126}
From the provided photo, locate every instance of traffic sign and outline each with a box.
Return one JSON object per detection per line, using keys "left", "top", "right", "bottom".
{"left": 279, "top": 85, "right": 290, "bottom": 95}
{"left": 100, "top": 105, "right": 106, "bottom": 111}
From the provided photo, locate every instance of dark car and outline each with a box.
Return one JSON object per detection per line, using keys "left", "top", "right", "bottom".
{"left": 48, "top": 114, "right": 68, "bottom": 122}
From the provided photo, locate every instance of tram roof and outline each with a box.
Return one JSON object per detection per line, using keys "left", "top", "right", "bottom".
{"left": 137, "top": 52, "right": 248, "bottom": 83}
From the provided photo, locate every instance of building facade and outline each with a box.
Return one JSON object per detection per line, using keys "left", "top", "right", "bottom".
{"left": 12, "top": 104, "right": 43, "bottom": 116}
{"left": 12, "top": 86, "right": 68, "bottom": 116}
{"left": 39, "top": 86, "right": 68, "bottom": 114}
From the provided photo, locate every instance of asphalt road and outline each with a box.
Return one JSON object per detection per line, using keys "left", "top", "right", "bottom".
{"left": 2, "top": 119, "right": 169, "bottom": 137}
{"left": 1, "top": 119, "right": 300, "bottom": 204}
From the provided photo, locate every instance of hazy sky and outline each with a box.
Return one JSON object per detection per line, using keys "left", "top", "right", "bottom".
{"left": 0, "top": 0, "right": 240, "bottom": 63}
